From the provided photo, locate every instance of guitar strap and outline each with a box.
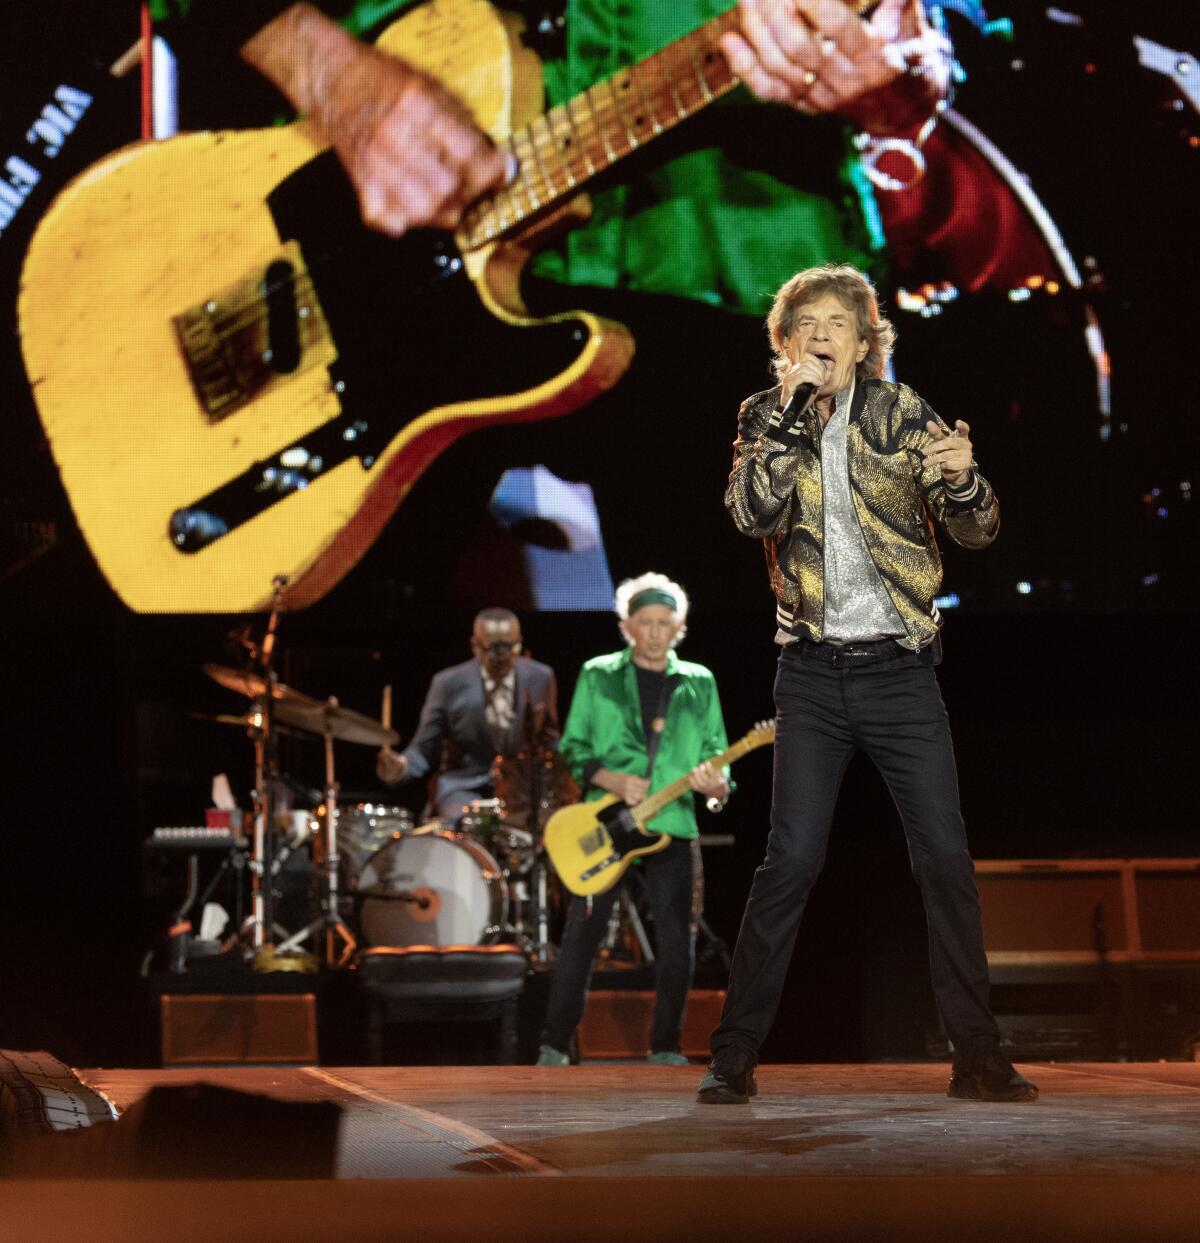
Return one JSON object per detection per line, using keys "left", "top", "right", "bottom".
{"left": 642, "top": 674, "right": 679, "bottom": 779}
{"left": 587, "top": 673, "right": 677, "bottom": 916}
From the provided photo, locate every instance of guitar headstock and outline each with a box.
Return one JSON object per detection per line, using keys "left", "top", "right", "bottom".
{"left": 743, "top": 718, "right": 776, "bottom": 749}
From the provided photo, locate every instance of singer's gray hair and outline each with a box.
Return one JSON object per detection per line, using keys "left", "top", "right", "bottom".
{"left": 615, "top": 571, "right": 689, "bottom": 648}
{"left": 766, "top": 263, "right": 896, "bottom": 384}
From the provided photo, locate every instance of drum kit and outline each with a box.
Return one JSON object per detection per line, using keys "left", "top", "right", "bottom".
{"left": 199, "top": 584, "right": 570, "bottom": 970}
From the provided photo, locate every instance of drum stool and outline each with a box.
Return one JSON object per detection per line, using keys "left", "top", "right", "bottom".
{"left": 356, "top": 945, "right": 529, "bottom": 1064}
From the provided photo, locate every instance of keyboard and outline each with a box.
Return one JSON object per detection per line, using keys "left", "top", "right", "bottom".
{"left": 149, "top": 827, "right": 246, "bottom": 850}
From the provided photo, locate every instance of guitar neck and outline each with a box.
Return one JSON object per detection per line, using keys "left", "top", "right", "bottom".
{"left": 634, "top": 729, "right": 767, "bottom": 826}
{"left": 457, "top": 7, "right": 742, "bottom": 249}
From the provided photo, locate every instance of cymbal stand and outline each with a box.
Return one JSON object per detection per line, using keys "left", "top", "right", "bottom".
{"left": 243, "top": 575, "right": 287, "bottom": 952}
{"left": 525, "top": 745, "right": 554, "bottom": 963}
{"left": 276, "top": 703, "right": 356, "bottom": 967}
{"left": 531, "top": 856, "right": 553, "bottom": 962}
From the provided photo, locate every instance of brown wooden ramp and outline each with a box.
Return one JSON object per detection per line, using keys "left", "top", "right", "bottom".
{"left": 4, "top": 1063, "right": 1198, "bottom": 1241}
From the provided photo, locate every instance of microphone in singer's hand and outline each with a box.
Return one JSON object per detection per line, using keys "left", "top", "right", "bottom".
{"left": 777, "top": 382, "right": 815, "bottom": 432}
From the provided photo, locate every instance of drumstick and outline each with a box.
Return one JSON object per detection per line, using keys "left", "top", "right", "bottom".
{"left": 381, "top": 684, "right": 392, "bottom": 732}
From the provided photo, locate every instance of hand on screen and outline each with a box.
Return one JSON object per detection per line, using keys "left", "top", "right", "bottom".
{"left": 244, "top": 4, "right": 511, "bottom": 237}
{"left": 721, "top": 0, "right": 950, "bottom": 135}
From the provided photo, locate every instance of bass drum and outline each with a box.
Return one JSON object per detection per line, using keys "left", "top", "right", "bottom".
{"left": 355, "top": 826, "right": 508, "bottom": 948}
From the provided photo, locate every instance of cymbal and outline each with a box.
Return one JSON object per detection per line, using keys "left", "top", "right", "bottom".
{"left": 203, "top": 664, "right": 399, "bottom": 747}
{"left": 190, "top": 711, "right": 314, "bottom": 742}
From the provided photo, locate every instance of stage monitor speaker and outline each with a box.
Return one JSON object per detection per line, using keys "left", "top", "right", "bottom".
{"left": 577, "top": 989, "right": 724, "bottom": 1059}
{"left": 161, "top": 993, "right": 317, "bottom": 1065}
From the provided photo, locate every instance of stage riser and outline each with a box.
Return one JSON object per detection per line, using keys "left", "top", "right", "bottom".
{"left": 577, "top": 989, "right": 725, "bottom": 1059}
{"left": 975, "top": 859, "right": 1200, "bottom": 1061}
{"left": 161, "top": 994, "right": 318, "bottom": 1066}
{"left": 977, "top": 859, "right": 1200, "bottom": 959}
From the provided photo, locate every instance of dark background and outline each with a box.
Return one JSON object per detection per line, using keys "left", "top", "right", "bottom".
{"left": 0, "top": 2, "right": 1197, "bottom": 1066}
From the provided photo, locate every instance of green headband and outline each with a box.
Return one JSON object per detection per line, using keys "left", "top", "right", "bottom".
{"left": 627, "top": 587, "right": 678, "bottom": 615}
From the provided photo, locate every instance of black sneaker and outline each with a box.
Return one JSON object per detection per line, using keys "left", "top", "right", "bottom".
{"left": 696, "top": 1052, "right": 758, "bottom": 1104}
{"left": 947, "top": 1050, "right": 1039, "bottom": 1103}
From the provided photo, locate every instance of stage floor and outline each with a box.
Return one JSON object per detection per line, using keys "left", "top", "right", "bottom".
{"left": 6, "top": 1062, "right": 1200, "bottom": 1241}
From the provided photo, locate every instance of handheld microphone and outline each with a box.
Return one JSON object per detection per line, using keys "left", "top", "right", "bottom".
{"left": 776, "top": 382, "right": 816, "bottom": 433}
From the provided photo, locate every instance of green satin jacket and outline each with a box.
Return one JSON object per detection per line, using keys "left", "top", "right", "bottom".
{"left": 558, "top": 646, "right": 730, "bottom": 840}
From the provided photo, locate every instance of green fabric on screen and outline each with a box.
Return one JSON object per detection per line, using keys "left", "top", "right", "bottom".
{"left": 533, "top": 0, "right": 884, "bottom": 315}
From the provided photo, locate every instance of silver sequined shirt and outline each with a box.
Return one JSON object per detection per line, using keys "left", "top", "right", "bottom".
{"left": 819, "top": 380, "right": 907, "bottom": 644}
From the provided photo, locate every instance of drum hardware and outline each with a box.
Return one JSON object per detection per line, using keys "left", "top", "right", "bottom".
{"left": 204, "top": 587, "right": 398, "bottom": 968}
{"left": 273, "top": 712, "right": 362, "bottom": 968}
{"left": 203, "top": 666, "right": 400, "bottom": 747}
{"left": 190, "top": 710, "right": 313, "bottom": 743}
{"left": 354, "top": 826, "right": 508, "bottom": 950}
{"left": 460, "top": 797, "right": 532, "bottom": 858}
{"left": 598, "top": 884, "right": 655, "bottom": 968}
{"left": 238, "top": 575, "right": 286, "bottom": 955}
{"left": 337, "top": 803, "right": 414, "bottom": 884}
{"left": 490, "top": 750, "right": 579, "bottom": 963}
{"left": 457, "top": 796, "right": 547, "bottom": 957}
{"left": 198, "top": 651, "right": 571, "bottom": 965}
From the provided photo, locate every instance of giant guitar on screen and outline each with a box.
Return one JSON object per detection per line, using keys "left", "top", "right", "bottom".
{"left": 17, "top": 0, "right": 797, "bottom": 612}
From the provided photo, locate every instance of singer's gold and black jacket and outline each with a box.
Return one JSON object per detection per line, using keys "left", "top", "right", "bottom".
{"left": 726, "top": 379, "right": 999, "bottom": 649}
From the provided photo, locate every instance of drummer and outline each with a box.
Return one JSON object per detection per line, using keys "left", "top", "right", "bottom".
{"left": 376, "top": 609, "right": 560, "bottom": 822}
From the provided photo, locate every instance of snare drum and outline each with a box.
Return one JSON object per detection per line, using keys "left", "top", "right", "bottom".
{"left": 355, "top": 826, "right": 508, "bottom": 948}
{"left": 338, "top": 803, "right": 413, "bottom": 882}
{"left": 460, "top": 798, "right": 536, "bottom": 871}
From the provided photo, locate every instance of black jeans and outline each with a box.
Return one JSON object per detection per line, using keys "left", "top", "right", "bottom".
{"left": 711, "top": 640, "right": 999, "bottom": 1063}
{"left": 542, "top": 835, "right": 696, "bottom": 1055}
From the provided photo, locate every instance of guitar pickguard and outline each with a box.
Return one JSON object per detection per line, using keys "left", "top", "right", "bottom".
{"left": 596, "top": 801, "right": 650, "bottom": 856}
{"left": 169, "top": 152, "right": 589, "bottom": 553}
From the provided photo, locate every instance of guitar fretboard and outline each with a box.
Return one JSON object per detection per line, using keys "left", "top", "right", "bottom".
{"left": 635, "top": 724, "right": 774, "bottom": 825}
{"left": 456, "top": 8, "right": 742, "bottom": 249}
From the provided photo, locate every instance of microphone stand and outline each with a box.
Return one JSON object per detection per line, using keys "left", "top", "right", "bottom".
{"left": 247, "top": 575, "right": 287, "bottom": 954}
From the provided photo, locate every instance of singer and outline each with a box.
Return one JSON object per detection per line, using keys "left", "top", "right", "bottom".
{"left": 698, "top": 263, "right": 1037, "bottom": 1106}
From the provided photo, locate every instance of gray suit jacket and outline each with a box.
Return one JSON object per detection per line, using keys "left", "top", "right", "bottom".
{"left": 400, "top": 657, "right": 559, "bottom": 812}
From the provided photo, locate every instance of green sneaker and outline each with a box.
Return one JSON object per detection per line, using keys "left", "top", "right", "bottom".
{"left": 536, "top": 1044, "right": 570, "bottom": 1066}
{"left": 646, "top": 1051, "right": 690, "bottom": 1066}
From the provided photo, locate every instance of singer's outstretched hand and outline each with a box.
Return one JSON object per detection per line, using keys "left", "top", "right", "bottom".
{"left": 921, "top": 419, "right": 973, "bottom": 486}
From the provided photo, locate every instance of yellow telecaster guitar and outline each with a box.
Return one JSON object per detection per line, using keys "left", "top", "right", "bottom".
{"left": 544, "top": 720, "right": 775, "bottom": 897}
{"left": 17, "top": 0, "right": 767, "bottom": 612}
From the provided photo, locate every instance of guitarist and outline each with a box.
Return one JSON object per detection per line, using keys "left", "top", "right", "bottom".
{"left": 537, "top": 573, "right": 730, "bottom": 1066}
